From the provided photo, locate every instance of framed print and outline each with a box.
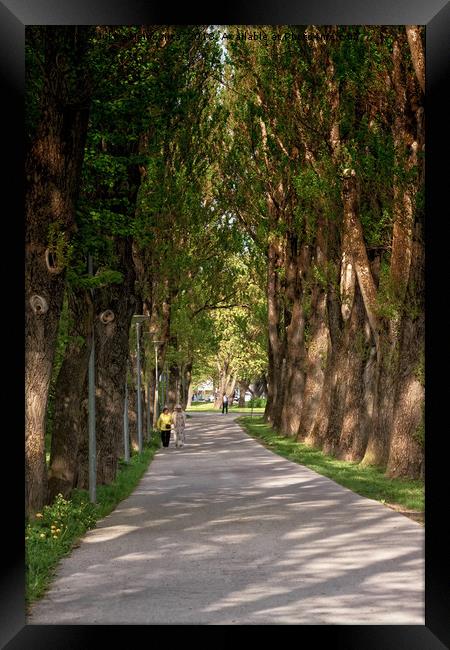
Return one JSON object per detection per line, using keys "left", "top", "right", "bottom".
{"left": 2, "top": 0, "right": 448, "bottom": 646}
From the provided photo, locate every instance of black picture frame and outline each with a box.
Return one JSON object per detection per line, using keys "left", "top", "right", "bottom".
{"left": 2, "top": 0, "right": 448, "bottom": 646}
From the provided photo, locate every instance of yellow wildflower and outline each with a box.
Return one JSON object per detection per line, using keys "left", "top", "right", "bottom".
{"left": 40, "top": 533, "right": 45, "bottom": 538}
{"left": 35, "top": 513, "right": 43, "bottom": 519}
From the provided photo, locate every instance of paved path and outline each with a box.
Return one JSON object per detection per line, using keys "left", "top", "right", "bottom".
{"left": 28, "top": 412, "right": 424, "bottom": 625}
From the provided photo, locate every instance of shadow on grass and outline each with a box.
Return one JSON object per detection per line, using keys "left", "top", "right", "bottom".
{"left": 237, "top": 416, "right": 424, "bottom": 523}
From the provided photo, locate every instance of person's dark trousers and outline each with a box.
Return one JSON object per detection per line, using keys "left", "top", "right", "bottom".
{"left": 160, "top": 430, "right": 171, "bottom": 447}
{"left": 222, "top": 403, "right": 228, "bottom": 414}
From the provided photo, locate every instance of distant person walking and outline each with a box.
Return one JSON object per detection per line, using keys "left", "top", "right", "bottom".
{"left": 222, "top": 393, "right": 228, "bottom": 414}
{"left": 157, "top": 407, "right": 172, "bottom": 448}
{"left": 172, "top": 404, "right": 187, "bottom": 448}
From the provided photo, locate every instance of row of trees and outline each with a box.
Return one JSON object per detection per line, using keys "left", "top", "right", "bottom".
{"left": 25, "top": 25, "right": 425, "bottom": 518}
{"left": 220, "top": 25, "right": 424, "bottom": 477}
{"left": 25, "top": 26, "right": 263, "bottom": 516}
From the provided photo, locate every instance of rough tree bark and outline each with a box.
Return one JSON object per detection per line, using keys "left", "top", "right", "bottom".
{"left": 384, "top": 26, "right": 425, "bottom": 479}
{"left": 214, "top": 359, "right": 237, "bottom": 408}
{"left": 386, "top": 228, "right": 424, "bottom": 477}
{"left": 336, "top": 286, "right": 369, "bottom": 460}
{"left": 238, "top": 380, "right": 250, "bottom": 407}
{"left": 362, "top": 31, "right": 424, "bottom": 471}
{"left": 405, "top": 26, "right": 425, "bottom": 95}
{"left": 264, "top": 234, "right": 285, "bottom": 424}
{"left": 279, "top": 239, "right": 308, "bottom": 436}
{"left": 181, "top": 361, "right": 193, "bottom": 409}
{"left": 297, "top": 218, "right": 330, "bottom": 441}
{"left": 47, "top": 287, "right": 93, "bottom": 501}
{"left": 94, "top": 237, "right": 137, "bottom": 484}
{"left": 167, "top": 361, "right": 180, "bottom": 409}
{"left": 25, "top": 26, "right": 92, "bottom": 515}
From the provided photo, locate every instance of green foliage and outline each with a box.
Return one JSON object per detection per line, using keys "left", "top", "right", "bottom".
{"left": 247, "top": 397, "right": 267, "bottom": 408}
{"left": 353, "top": 328, "right": 371, "bottom": 362}
{"left": 375, "top": 258, "right": 402, "bottom": 321}
{"left": 293, "top": 168, "right": 329, "bottom": 243}
{"left": 47, "top": 221, "right": 74, "bottom": 270}
{"left": 26, "top": 492, "right": 97, "bottom": 603}
{"left": 26, "top": 439, "right": 159, "bottom": 605}
{"left": 67, "top": 267, "right": 123, "bottom": 290}
{"left": 302, "top": 289, "right": 313, "bottom": 319}
{"left": 303, "top": 322, "right": 312, "bottom": 348}
{"left": 311, "top": 262, "right": 328, "bottom": 291}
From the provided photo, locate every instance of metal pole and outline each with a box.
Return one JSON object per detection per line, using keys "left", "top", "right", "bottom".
{"left": 136, "top": 321, "right": 143, "bottom": 454}
{"left": 162, "top": 365, "right": 166, "bottom": 409}
{"left": 147, "top": 371, "right": 151, "bottom": 441}
{"left": 181, "top": 366, "right": 186, "bottom": 408}
{"left": 153, "top": 344, "right": 159, "bottom": 428}
{"left": 124, "top": 366, "right": 130, "bottom": 462}
{"left": 88, "top": 253, "right": 96, "bottom": 503}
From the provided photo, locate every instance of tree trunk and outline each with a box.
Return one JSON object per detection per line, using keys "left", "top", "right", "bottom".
{"left": 297, "top": 292, "right": 329, "bottom": 442}
{"left": 94, "top": 237, "right": 137, "bottom": 485}
{"left": 390, "top": 36, "right": 418, "bottom": 303}
{"left": 265, "top": 237, "right": 284, "bottom": 424}
{"left": 181, "top": 361, "right": 193, "bottom": 409}
{"left": 280, "top": 240, "right": 308, "bottom": 437}
{"left": 305, "top": 211, "right": 343, "bottom": 451}
{"left": 385, "top": 37, "right": 425, "bottom": 477}
{"left": 386, "top": 230, "right": 424, "bottom": 478}
{"left": 337, "top": 286, "right": 369, "bottom": 460}
{"left": 167, "top": 362, "right": 180, "bottom": 409}
{"left": 252, "top": 374, "right": 267, "bottom": 398}
{"left": 186, "top": 383, "right": 194, "bottom": 409}
{"left": 405, "top": 26, "right": 425, "bottom": 95}
{"left": 25, "top": 26, "right": 92, "bottom": 516}
{"left": 362, "top": 33, "right": 423, "bottom": 470}
{"left": 238, "top": 380, "right": 250, "bottom": 407}
{"left": 307, "top": 275, "right": 344, "bottom": 449}
{"left": 47, "top": 287, "right": 93, "bottom": 501}
{"left": 297, "top": 219, "right": 330, "bottom": 441}
{"left": 214, "top": 359, "right": 236, "bottom": 408}
{"left": 342, "top": 170, "right": 380, "bottom": 350}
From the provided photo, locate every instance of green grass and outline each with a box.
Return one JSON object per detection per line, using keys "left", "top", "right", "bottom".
{"left": 187, "top": 402, "right": 265, "bottom": 413}
{"left": 26, "top": 435, "right": 160, "bottom": 606}
{"left": 237, "top": 416, "right": 424, "bottom": 514}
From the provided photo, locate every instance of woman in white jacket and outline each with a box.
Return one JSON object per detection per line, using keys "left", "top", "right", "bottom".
{"left": 172, "top": 404, "right": 187, "bottom": 448}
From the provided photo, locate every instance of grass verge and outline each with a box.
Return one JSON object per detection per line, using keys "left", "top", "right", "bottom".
{"left": 237, "top": 416, "right": 424, "bottom": 520}
{"left": 187, "top": 403, "right": 265, "bottom": 413}
{"left": 26, "top": 436, "right": 160, "bottom": 607}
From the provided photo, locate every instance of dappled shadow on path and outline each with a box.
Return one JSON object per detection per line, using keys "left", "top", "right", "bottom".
{"left": 28, "top": 413, "right": 424, "bottom": 625}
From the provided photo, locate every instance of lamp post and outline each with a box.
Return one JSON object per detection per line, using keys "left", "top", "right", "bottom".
{"left": 132, "top": 315, "right": 150, "bottom": 454}
{"left": 147, "top": 371, "right": 151, "bottom": 442}
{"left": 152, "top": 341, "right": 163, "bottom": 428}
{"left": 123, "top": 361, "right": 130, "bottom": 463}
{"left": 88, "top": 253, "right": 96, "bottom": 504}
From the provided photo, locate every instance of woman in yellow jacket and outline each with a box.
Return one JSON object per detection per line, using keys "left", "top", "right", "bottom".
{"left": 157, "top": 407, "right": 173, "bottom": 448}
